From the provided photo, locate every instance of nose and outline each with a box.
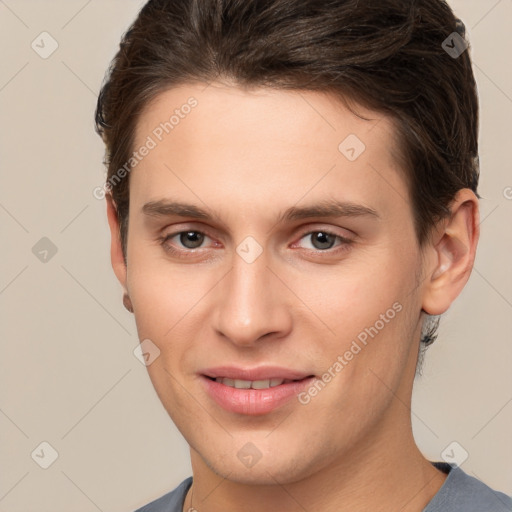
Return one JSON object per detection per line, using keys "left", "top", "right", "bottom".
{"left": 212, "top": 248, "right": 293, "bottom": 347}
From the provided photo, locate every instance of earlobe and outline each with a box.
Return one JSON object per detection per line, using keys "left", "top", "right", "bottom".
{"left": 421, "top": 189, "right": 479, "bottom": 316}
{"left": 106, "top": 194, "right": 128, "bottom": 293}
{"left": 122, "top": 292, "right": 134, "bottom": 313}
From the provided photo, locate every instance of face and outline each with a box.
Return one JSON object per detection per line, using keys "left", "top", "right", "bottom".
{"left": 121, "top": 82, "right": 427, "bottom": 484}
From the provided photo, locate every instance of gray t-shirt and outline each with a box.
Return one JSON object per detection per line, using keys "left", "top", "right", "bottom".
{"left": 134, "top": 462, "right": 512, "bottom": 511}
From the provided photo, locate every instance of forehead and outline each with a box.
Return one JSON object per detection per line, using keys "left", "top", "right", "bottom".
{"left": 131, "top": 82, "right": 409, "bottom": 222}
{"left": 135, "top": 82, "right": 399, "bottom": 154}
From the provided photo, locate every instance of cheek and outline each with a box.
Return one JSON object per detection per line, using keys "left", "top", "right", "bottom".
{"left": 127, "top": 221, "right": 421, "bottom": 362}
{"left": 294, "top": 246, "right": 417, "bottom": 333}
{"left": 129, "top": 266, "right": 207, "bottom": 341}
{"left": 294, "top": 246, "right": 421, "bottom": 386}
{"left": 126, "top": 230, "right": 212, "bottom": 329}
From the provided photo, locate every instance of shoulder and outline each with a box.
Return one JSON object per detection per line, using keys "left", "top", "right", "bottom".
{"left": 134, "top": 477, "right": 193, "bottom": 512}
{"left": 425, "top": 463, "right": 512, "bottom": 512}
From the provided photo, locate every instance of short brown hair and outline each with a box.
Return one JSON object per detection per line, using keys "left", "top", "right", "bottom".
{"left": 95, "top": 0, "right": 479, "bottom": 346}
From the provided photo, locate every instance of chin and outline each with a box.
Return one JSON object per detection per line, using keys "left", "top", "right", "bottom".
{"left": 197, "top": 443, "right": 322, "bottom": 487}
{"left": 208, "top": 460, "right": 307, "bottom": 486}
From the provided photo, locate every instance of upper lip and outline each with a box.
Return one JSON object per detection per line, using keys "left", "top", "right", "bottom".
{"left": 201, "top": 366, "right": 314, "bottom": 381}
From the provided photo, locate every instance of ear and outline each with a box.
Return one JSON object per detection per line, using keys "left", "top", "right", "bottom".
{"left": 106, "top": 194, "right": 128, "bottom": 292}
{"left": 421, "top": 189, "right": 480, "bottom": 316}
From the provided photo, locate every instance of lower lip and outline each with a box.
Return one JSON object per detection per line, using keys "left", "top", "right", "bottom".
{"left": 200, "top": 375, "right": 315, "bottom": 415}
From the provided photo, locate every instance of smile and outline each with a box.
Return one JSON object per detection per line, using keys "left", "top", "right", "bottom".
{"left": 212, "top": 377, "right": 297, "bottom": 389}
{"left": 200, "top": 374, "right": 315, "bottom": 415}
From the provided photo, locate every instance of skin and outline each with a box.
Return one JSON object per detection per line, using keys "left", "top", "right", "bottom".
{"left": 106, "top": 82, "right": 479, "bottom": 511}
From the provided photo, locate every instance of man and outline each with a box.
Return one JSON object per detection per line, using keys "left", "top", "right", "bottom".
{"left": 95, "top": 0, "right": 512, "bottom": 510}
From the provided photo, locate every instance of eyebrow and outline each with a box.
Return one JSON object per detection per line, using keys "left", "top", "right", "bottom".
{"left": 277, "top": 199, "right": 379, "bottom": 223}
{"left": 142, "top": 198, "right": 379, "bottom": 224}
{"left": 142, "top": 200, "right": 210, "bottom": 219}
{"left": 142, "top": 199, "right": 380, "bottom": 223}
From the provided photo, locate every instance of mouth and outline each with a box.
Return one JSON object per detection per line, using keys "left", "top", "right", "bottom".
{"left": 203, "top": 375, "right": 311, "bottom": 389}
{"left": 199, "top": 368, "right": 316, "bottom": 415}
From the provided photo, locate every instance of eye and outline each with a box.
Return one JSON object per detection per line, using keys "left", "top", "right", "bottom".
{"left": 296, "top": 230, "right": 352, "bottom": 252}
{"left": 158, "top": 228, "right": 353, "bottom": 259}
{"left": 176, "top": 231, "right": 207, "bottom": 249}
{"left": 160, "top": 230, "right": 212, "bottom": 251}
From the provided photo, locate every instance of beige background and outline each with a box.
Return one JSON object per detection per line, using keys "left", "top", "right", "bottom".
{"left": 1, "top": 1, "right": 511, "bottom": 510}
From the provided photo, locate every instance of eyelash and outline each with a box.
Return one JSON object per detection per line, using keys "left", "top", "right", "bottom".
{"left": 157, "top": 228, "right": 353, "bottom": 259}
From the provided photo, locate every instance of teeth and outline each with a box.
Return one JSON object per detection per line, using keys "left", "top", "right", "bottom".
{"left": 214, "top": 377, "right": 293, "bottom": 389}
{"left": 252, "top": 379, "right": 276, "bottom": 389}
{"left": 233, "top": 379, "right": 251, "bottom": 389}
